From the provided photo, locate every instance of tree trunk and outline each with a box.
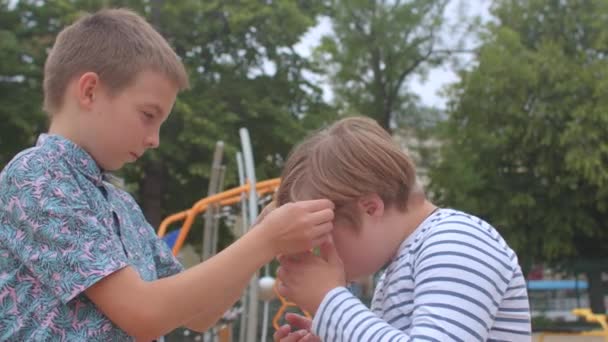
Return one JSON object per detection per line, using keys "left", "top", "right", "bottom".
{"left": 587, "top": 270, "right": 606, "bottom": 314}
{"left": 140, "top": 160, "right": 164, "bottom": 229}
{"left": 383, "top": 97, "right": 393, "bottom": 134}
{"left": 151, "top": 0, "right": 163, "bottom": 31}
{"left": 139, "top": 0, "right": 165, "bottom": 230}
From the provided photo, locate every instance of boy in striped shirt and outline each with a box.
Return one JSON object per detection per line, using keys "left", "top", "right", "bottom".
{"left": 273, "top": 116, "right": 531, "bottom": 341}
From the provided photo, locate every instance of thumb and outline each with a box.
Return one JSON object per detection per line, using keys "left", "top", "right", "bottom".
{"left": 253, "top": 201, "right": 277, "bottom": 226}
{"left": 319, "top": 238, "right": 340, "bottom": 265}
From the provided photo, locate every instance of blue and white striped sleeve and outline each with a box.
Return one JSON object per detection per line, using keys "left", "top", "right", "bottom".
{"left": 312, "top": 287, "right": 409, "bottom": 342}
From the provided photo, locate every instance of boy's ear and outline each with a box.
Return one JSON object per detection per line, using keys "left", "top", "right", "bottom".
{"left": 358, "top": 194, "right": 384, "bottom": 217}
{"left": 77, "top": 72, "right": 100, "bottom": 110}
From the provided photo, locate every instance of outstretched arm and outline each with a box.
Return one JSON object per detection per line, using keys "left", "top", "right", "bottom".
{"left": 86, "top": 200, "right": 334, "bottom": 340}
{"left": 180, "top": 201, "right": 278, "bottom": 333}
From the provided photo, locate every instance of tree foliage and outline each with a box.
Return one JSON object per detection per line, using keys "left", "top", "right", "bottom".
{"left": 429, "top": 0, "right": 608, "bottom": 265}
{"left": 316, "top": 0, "right": 450, "bottom": 131}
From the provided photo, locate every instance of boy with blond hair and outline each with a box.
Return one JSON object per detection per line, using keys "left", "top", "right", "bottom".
{"left": 0, "top": 8, "right": 334, "bottom": 341}
{"left": 274, "top": 116, "right": 531, "bottom": 341}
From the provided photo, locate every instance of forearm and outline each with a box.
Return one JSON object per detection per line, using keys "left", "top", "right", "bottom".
{"left": 145, "top": 228, "right": 274, "bottom": 337}
{"left": 88, "top": 199, "right": 335, "bottom": 340}
{"left": 182, "top": 313, "right": 208, "bottom": 333}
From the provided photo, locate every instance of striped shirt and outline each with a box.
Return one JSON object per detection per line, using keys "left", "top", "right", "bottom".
{"left": 312, "top": 209, "right": 531, "bottom": 341}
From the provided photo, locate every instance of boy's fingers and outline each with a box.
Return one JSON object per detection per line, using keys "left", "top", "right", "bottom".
{"left": 254, "top": 201, "right": 276, "bottom": 226}
{"left": 320, "top": 238, "right": 341, "bottom": 264}
{"left": 307, "top": 208, "right": 334, "bottom": 225}
{"left": 302, "top": 333, "right": 320, "bottom": 342}
{"left": 273, "top": 324, "right": 291, "bottom": 340}
{"left": 310, "top": 222, "right": 333, "bottom": 240}
{"left": 259, "top": 201, "right": 276, "bottom": 217}
{"left": 301, "top": 199, "right": 334, "bottom": 212}
{"left": 288, "top": 252, "right": 312, "bottom": 262}
{"left": 279, "top": 252, "right": 311, "bottom": 266}
{"left": 285, "top": 313, "right": 313, "bottom": 330}
{"left": 278, "top": 330, "right": 307, "bottom": 342}
{"left": 311, "top": 234, "right": 330, "bottom": 249}
{"left": 276, "top": 332, "right": 303, "bottom": 342}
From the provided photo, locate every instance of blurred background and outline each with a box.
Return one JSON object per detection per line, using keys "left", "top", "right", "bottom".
{"left": 1, "top": 0, "right": 607, "bottom": 340}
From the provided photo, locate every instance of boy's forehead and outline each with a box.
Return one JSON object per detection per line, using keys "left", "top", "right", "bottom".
{"left": 132, "top": 70, "right": 179, "bottom": 89}
{"left": 126, "top": 71, "right": 178, "bottom": 111}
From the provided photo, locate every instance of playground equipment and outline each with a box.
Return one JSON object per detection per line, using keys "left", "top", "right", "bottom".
{"left": 537, "top": 308, "right": 608, "bottom": 341}
{"left": 156, "top": 178, "right": 280, "bottom": 255}
{"left": 257, "top": 276, "right": 277, "bottom": 302}
{"left": 157, "top": 128, "right": 308, "bottom": 341}
{"left": 272, "top": 283, "right": 311, "bottom": 331}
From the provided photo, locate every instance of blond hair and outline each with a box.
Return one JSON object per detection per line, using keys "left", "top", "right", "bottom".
{"left": 277, "top": 116, "right": 417, "bottom": 226}
{"left": 43, "top": 8, "right": 189, "bottom": 114}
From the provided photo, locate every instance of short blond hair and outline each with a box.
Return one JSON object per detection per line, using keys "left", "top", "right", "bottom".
{"left": 277, "top": 116, "right": 417, "bottom": 226}
{"left": 43, "top": 8, "right": 189, "bottom": 114}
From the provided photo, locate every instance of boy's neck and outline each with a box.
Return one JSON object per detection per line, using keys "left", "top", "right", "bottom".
{"left": 48, "top": 108, "right": 87, "bottom": 149}
{"left": 385, "top": 196, "right": 438, "bottom": 257}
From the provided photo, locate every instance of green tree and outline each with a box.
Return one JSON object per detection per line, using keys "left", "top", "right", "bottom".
{"left": 429, "top": 0, "right": 608, "bottom": 313}
{"left": 316, "top": 0, "right": 455, "bottom": 131}
{"left": 0, "top": 0, "right": 69, "bottom": 168}
{"left": 122, "top": 0, "right": 335, "bottom": 230}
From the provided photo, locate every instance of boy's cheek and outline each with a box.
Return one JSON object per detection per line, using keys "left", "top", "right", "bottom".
{"left": 343, "top": 266, "right": 358, "bottom": 282}
{"left": 342, "top": 256, "right": 374, "bottom": 281}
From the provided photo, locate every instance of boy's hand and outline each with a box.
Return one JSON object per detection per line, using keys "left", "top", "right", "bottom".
{"left": 252, "top": 201, "right": 276, "bottom": 227}
{"left": 274, "top": 328, "right": 319, "bottom": 342}
{"left": 258, "top": 199, "right": 334, "bottom": 255}
{"left": 276, "top": 240, "right": 346, "bottom": 314}
{"left": 273, "top": 313, "right": 320, "bottom": 342}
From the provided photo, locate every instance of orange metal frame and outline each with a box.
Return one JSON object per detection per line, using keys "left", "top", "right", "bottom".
{"left": 157, "top": 178, "right": 280, "bottom": 256}
{"left": 272, "top": 281, "right": 312, "bottom": 330}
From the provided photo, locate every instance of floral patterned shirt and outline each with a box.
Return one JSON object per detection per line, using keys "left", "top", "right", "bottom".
{"left": 0, "top": 134, "right": 183, "bottom": 341}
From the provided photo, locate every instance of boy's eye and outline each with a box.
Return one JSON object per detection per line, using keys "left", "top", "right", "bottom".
{"left": 142, "top": 111, "right": 154, "bottom": 119}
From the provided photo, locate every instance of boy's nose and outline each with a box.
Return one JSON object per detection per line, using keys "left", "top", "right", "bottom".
{"left": 145, "top": 131, "right": 160, "bottom": 149}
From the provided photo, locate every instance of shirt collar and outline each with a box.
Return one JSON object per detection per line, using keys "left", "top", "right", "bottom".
{"left": 37, "top": 133, "right": 104, "bottom": 187}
